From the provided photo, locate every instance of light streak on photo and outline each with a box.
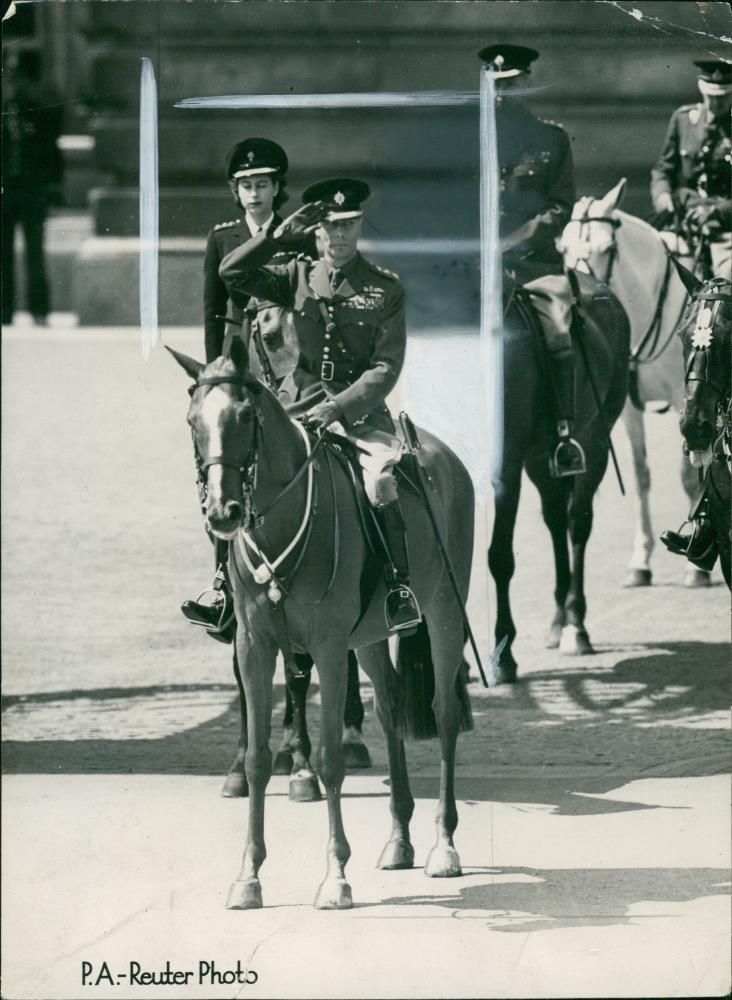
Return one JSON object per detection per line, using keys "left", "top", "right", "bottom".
{"left": 139, "top": 57, "right": 159, "bottom": 360}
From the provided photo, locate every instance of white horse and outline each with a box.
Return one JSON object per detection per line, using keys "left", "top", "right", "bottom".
{"left": 559, "top": 178, "right": 710, "bottom": 588}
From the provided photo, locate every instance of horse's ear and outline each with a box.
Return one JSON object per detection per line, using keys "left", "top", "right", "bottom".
{"left": 229, "top": 333, "right": 249, "bottom": 374}
{"left": 669, "top": 253, "right": 705, "bottom": 297}
{"left": 165, "top": 345, "right": 204, "bottom": 380}
{"left": 597, "top": 177, "right": 627, "bottom": 214}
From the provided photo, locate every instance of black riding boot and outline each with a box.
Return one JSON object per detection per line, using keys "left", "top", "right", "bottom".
{"left": 181, "top": 539, "right": 235, "bottom": 643}
{"left": 548, "top": 353, "right": 586, "bottom": 477}
{"left": 660, "top": 500, "right": 718, "bottom": 572}
{"left": 376, "top": 500, "right": 422, "bottom": 634}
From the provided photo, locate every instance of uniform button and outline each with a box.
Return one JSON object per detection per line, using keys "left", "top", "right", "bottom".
{"left": 325, "top": 333, "right": 331, "bottom": 340}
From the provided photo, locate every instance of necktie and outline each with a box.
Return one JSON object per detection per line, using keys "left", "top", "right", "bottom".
{"left": 330, "top": 269, "right": 342, "bottom": 293}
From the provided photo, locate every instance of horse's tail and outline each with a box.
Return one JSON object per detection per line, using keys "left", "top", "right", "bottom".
{"left": 396, "top": 620, "right": 474, "bottom": 741}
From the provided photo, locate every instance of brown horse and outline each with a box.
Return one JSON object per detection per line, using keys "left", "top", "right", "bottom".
{"left": 490, "top": 272, "right": 630, "bottom": 682}
{"left": 673, "top": 263, "right": 731, "bottom": 588}
{"left": 171, "top": 342, "right": 474, "bottom": 909}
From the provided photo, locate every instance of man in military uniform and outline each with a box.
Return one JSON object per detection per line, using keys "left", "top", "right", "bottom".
{"left": 2, "top": 50, "right": 64, "bottom": 326}
{"left": 478, "top": 43, "right": 585, "bottom": 476}
{"left": 654, "top": 60, "right": 731, "bottom": 569}
{"left": 651, "top": 59, "right": 732, "bottom": 280}
{"left": 183, "top": 138, "right": 316, "bottom": 637}
{"left": 217, "top": 178, "right": 422, "bottom": 634}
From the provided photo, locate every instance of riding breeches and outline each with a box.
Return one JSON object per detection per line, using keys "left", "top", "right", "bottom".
{"left": 333, "top": 424, "right": 403, "bottom": 507}
{"left": 522, "top": 274, "right": 574, "bottom": 359}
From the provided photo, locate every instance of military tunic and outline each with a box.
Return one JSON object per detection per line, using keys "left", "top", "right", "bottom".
{"left": 651, "top": 103, "right": 732, "bottom": 223}
{"left": 495, "top": 103, "right": 576, "bottom": 284}
{"left": 203, "top": 215, "right": 317, "bottom": 362}
{"left": 220, "top": 234, "right": 406, "bottom": 435}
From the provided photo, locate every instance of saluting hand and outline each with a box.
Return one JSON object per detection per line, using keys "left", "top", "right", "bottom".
{"left": 273, "top": 202, "right": 328, "bottom": 245}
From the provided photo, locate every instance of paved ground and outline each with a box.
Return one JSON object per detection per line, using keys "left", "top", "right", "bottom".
{"left": 2, "top": 323, "right": 730, "bottom": 999}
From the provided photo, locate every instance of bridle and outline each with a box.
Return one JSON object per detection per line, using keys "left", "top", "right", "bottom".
{"left": 682, "top": 284, "right": 732, "bottom": 467}
{"left": 565, "top": 197, "right": 623, "bottom": 286}
{"left": 188, "top": 371, "right": 339, "bottom": 605}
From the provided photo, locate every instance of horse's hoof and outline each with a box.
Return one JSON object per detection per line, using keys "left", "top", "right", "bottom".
{"left": 623, "top": 568, "right": 652, "bottom": 587}
{"left": 425, "top": 844, "right": 462, "bottom": 878}
{"left": 342, "top": 741, "right": 372, "bottom": 770}
{"left": 377, "top": 839, "right": 415, "bottom": 870}
{"left": 289, "top": 771, "right": 322, "bottom": 802}
{"left": 496, "top": 655, "right": 517, "bottom": 685}
{"left": 559, "top": 625, "right": 594, "bottom": 656}
{"left": 221, "top": 772, "right": 249, "bottom": 798}
{"left": 314, "top": 878, "right": 353, "bottom": 910}
{"left": 545, "top": 623, "right": 562, "bottom": 649}
{"left": 226, "top": 879, "right": 262, "bottom": 910}
{"left": 272, "top": 749, "right": 293, "bottom": 775}
{"left": 684, "top": 568, "right": 712, "bottom": 589}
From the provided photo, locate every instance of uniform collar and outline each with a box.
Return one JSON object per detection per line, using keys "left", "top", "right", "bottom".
{"left": 244, "top": 211, "right": 275, "bottom": 236}
{"left": 309, "top": 252, "right": 364, "bottom": 300}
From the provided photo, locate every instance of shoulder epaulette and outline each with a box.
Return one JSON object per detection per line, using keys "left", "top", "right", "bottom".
{"left": 538, "top": 117, "right": 566, "bottom": 132}
{"left": 213, "top": 219, "right": 240, "bottom": 232}
{"left": 368, "top": 261, "right": 400, "bottom": 281}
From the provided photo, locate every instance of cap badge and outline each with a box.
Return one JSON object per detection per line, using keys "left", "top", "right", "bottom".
{"left": 247, "top": 151, "right": 255, "bottom": 163}
{"left": 495, "top": 54, "right": 504, "bottom": 67}
{"left": 334, "top": 191, "right": 346, "bottom": 205}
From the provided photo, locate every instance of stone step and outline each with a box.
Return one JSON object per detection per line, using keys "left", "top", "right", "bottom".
{"left": 90, "top": 103, "right": 675, "bottom": 187}
{"left": 73, "top": 235, "right": 482, "bottom": 328}
{"left": 89, "top": 165, "right": 653, "bottom": 238}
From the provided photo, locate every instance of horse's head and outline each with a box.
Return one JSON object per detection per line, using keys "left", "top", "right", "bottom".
{"left": 558, "top": 178, "right": 626, "bottom": 283}
{"left": 168, "top": 343, "right": 262, "bottom": 539}
{"left": 673, "top": 261, "right": 732, "bottom": 463}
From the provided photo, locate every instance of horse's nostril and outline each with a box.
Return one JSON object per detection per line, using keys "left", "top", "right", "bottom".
{"left": 224, "top": 501, "right": 243, "bottom": 522}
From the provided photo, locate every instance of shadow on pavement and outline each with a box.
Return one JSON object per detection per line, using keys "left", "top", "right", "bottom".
{"left": 376, "top": 865, "right": 731, "bottom": 931}
{"left": 3, "top": 642, "right": 729, "bottom": 820}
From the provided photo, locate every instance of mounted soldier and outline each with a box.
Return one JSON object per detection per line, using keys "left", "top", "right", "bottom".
{"left": 651, "top": 59, "right": 732, "bottom": 283}
{"left": 217, "top": 178, "right": 422, "bottom": 634}
{"left": 478, "top": 43, "right": 586, "bottom": 477}
{"left": 653, "top": 61, "right": 732, "bottom": 568}
{"left": 183, "top": 137, "right": 316, "bottom": 636}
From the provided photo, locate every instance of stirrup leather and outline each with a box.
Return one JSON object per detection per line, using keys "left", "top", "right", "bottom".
{"left": 549, "top": 421, "right": 586, "bottom": 478}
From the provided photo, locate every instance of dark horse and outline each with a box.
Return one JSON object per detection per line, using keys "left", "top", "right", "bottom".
{"left": 673, "top": 262, "right": 731, "bottom": 588}
{"left": 171, "top": 343, "right": 474, "bottom": 909}
{"left": 490, "top": 271, "right": 630, "bottom": 683}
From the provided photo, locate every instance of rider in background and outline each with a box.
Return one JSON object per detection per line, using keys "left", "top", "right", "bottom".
{"left": 478, "top": 43, "right": 585, "bottom": 477}
{"left": 653, "top": 61, "right": 731, "bottom": 572}
{"left": 651, "top": 60, "right": 732, "bottom": 281}
{"left": 182, "top": 137, "right": 316, "bottom": 638}
{"left": 219, "top": 178, "right": 422, "bottom": 635}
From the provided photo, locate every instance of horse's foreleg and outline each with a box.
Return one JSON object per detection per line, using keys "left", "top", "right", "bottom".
{"left": 273, "top": 653, "right": 312, "bottom": 774}
{"left": 357, "top": 642, "right": 415, "bottom": 870}
{"left": 313, "top": 648, "right": 352, "bottom": 909}
{"left": 342, "top": 651, "right": 371, "bottom": 769}
{"left": 622, "top": 401, "right": 655, "bottom": 586}
{"left": 287, "top": 664, "right": 321, "bottom": 802}
{"left": 424, "top": 601, "right": 463, "bottom": 878}
{"left": 222, "top": 646, "right": 249, "bottom": 798}
{"left": 488, "top": 471, "right": 522, "bottom": 683}
{"left": 560, "top": 462, "right": 604, "bottom": 656}
{"left": 527, "top": 466, "right": 571, "bottom": 648}
{"left": 226, "top": 634, "right": 276, "bottom": 910}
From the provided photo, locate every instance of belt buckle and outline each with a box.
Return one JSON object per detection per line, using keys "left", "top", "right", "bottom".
{"left": 321, "top": 360, "right": 334, "bottom": 381}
